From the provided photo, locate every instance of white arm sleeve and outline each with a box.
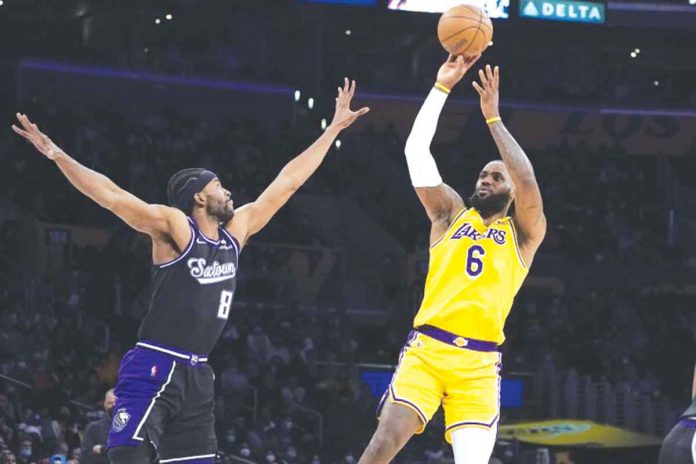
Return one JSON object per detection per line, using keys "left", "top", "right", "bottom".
{"left": 403, "top": 87, "right": 448, "bottom": 188}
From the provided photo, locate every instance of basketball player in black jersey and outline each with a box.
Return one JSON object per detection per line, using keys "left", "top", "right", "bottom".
{"left": 659, "top": 362, "right": 696, "bottom": 464}
{"left": 12, "top": 78, "right": 369, "bottom": 464}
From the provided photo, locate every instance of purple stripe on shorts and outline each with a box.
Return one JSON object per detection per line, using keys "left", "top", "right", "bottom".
{"left": 446, "top": 414, "right": 500, "bottom": 431}
{"left": 389, "top": 385, "right": 428, "bottom": 424}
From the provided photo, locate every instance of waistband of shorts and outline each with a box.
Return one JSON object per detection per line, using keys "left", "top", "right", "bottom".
{"left": 679, "top": 417, "right": 696, "bottom": 428}
{"left": 413, "top": 325, "right": 499, "bottom": 352}
{"left": 136, "top": 341, "right": 208, "bottom": 366}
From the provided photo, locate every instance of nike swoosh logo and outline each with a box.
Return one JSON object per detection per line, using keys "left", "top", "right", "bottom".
{"left": 196, "top": 239, "right": 207, "bottom": 245}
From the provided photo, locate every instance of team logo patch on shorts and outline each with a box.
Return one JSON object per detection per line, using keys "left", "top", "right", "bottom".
{"left": 112, "top": 408, "right": 131, "bottom": 432}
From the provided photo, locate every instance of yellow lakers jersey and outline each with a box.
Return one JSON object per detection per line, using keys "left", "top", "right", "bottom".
{"left": 413, "top": 208, "right": 528, "bottom": 344}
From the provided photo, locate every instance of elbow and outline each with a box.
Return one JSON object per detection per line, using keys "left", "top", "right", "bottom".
{"left": 102, "top": 191, "right": 119, "bottom": 212}
{"left": 404, "top": 127, "right": 427, "bottom": 157}
{"left": 515, "top": 173, "right": 538, "bottom": 189}
{"left": 404, "top": 136, "right": 422, "bottom": 159}
{"left": 279, "top": 171, "right": 302, "bottom": 193}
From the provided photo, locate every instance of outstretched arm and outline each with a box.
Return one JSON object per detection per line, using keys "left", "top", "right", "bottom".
{"left": 473, "top": 65, "right": 546, "bottom": 257}
{"left": 405, "top": 54, "right": 480, "bottom": 246}
{"left": 227, "top": 78, "right": 369, "bottom": 246}
{"left": 12, "top": 114, "right": 187, "bottom": 244}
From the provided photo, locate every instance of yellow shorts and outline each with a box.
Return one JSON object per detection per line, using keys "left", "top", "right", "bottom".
{"left": 377, "top": 330, "right": 501, "bottom": 443}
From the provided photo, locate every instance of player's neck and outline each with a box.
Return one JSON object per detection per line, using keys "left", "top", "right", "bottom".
{"left": 191, "top": 211, "right": 220, "bottom": 241}
{"left": 479, "top": 209, "right": 508, "bottom": 227}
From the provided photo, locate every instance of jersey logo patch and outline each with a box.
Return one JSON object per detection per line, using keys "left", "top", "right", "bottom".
{"left": 187, "top": 258, "right": 237, "bottom": 284}
{"left": 218, "top": 239, "right": 235, "bottom": 251}
{"left": 112, "top": 408, "right": 131, "bottom": 432}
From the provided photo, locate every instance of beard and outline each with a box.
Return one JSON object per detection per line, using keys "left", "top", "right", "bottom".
{"left": 208, "top": 201, "right": 235, "bottom": 224}
{"left": 469, "top": 190, "right": 511, "bottom": 218}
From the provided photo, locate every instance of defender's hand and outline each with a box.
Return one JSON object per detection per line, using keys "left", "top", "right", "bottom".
{"left": 12, "top": 113, "right": 63, "bottom": 160}
{"left": 436, "top": 54, "right": 481, "bottom": 91}
{"left": 328, "top": 78, "right": 370, "bottom": 132}
{"left": 472, "top": 64, "right": 500, "bottom": 120}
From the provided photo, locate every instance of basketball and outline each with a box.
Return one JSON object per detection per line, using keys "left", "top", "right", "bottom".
{"left": 437, "top": 4, "right": 494, "bottom": 57}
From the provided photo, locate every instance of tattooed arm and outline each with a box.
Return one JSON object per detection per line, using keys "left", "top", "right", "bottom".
{"left": 473, "top": 65, "right": 546, "bottom": 264}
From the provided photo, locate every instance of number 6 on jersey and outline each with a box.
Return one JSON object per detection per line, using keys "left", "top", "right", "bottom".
{"left": 466, "top": 245, "right": 485, "bottom": 277}
{"left": 218, "top": 290, "right": 234, "bottom": 319}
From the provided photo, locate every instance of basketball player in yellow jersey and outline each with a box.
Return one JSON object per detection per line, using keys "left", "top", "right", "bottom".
{"left": 358, "top": 55, "right": 546, "bottom": 464}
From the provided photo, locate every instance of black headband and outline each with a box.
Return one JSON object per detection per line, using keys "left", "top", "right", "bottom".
{"left": 167, "top": 168, "right": 218, "bottom": 213}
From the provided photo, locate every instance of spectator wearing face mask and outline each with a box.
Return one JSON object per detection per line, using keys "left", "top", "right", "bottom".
{"left": 15, "top": 438, "right": 32, "bottom": 464}
{"left": 221, "top": 428, "right": 238, "bottom": 454}
{"left": 81, "top": 389, "right": 115, "bottom": 464}
{"left": 237, "top": 443, "right": 252, "bottom": 461}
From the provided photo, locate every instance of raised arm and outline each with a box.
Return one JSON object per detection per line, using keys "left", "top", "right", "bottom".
{"left": 473, "top": 66, "right": 546, "bottom": 259}
{"left": 227, "top": 78, "right": 369, "bottom": 246}
{"left": 12, "top": 114, "right": 189, "bottom": 251}
{"left": 405, "top": 54, "right": 479, "bottom": 245}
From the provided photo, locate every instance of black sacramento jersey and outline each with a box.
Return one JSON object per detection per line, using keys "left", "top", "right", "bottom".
{"left": 138, "top": 217, "right": 239, "bottom": 354}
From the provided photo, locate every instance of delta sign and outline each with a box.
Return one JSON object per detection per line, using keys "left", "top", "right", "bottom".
{"left": 520, "top": 0, "right": 606, "bottom": 24}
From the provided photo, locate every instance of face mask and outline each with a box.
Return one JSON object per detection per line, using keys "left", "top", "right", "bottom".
{"left": 240, "top": 448, "right": 251, "bottom": 458}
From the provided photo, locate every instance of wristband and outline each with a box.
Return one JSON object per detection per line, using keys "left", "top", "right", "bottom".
{"left": 434, "top": 82, "right": 451, "bottom": 95}
{"left": 486, "top": 116, "right": 502, "bottom": 125}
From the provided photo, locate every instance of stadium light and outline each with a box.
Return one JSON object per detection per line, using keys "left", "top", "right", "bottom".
{"left": 489, "top": 41, "right": 494, "bottom": 46}
{"left": 630, "top": 52, "right": 637, "bottom": 58}
{"left": 294, "top": 90, "right": 301, "bottom": 102}
{"left": 345, "top": 30, "right": 352, "bottom": 36}
{"left": 335, "top": 140, "right": 342, "bottom": 150}
{"left": 690, "top": 0, "right": 696, "bottom": 5}
{"left": 155, "top": 18, "right": 161, "bottom": 25}
{"left": 0, "top": 1, "right": 4, "bottom": 6}
{"left": 166, "top": 14, "right": 173, "bottom": 20}
{"left": 321, "top": 119, "right": 327, "bottom": 130}
{"left": 634, "top": 48, "right": 640, "bottom": 54}
{"left": 308, "top": 98, "right": 314, "bottom": 110}
{"left": 654, "top": 80, "right": 660, "bottom": 87}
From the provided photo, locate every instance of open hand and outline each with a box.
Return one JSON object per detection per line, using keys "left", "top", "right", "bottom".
{"left": 472, "top": 64, "right": 500, "bottom": 120}
{"left": 436, "top": 53, "right": 481, "bottom": 90}
{"left": 12, "top": 113, "right": 63, "bottom": 160}
{"left": 328, "top": 78, "right": 370, "bottom": 132}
